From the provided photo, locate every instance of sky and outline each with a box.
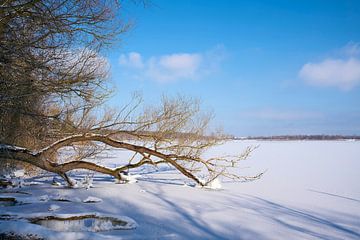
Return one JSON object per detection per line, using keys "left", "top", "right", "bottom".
{"left": 105, "top": 0, "right": 360, "bottom": 136}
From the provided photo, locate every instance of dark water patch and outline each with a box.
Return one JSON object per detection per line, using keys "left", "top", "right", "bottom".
{"left": 30, "top": 215, "right": 136, "bottom": 232}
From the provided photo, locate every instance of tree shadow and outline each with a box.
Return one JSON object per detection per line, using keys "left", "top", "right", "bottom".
{"left": 102, "top": 185, "right": 264, "bottom": 240}
{"left": 308, "top": 189, "right": 360, "bottom": 203}
{"left": 224, "top": 194, "right": 360, "bottom": 240}
{"left": 103, "top": 186, "right": 360, "bottom": 239}
{"left": 137, "top": 178, "right": 185, "bottom": 186}
{"left": 5, "top": 175, "right": 360, "bottom": 240}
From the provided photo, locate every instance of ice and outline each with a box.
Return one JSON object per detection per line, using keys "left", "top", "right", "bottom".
{"left": 33, "top": 217, "right": 127, "bottom": 232}
{"left": 0, "top": 213, "right": 137, "bottom": 239}
{"left": 1, "top": 140, "right": 359, "bottom": 239}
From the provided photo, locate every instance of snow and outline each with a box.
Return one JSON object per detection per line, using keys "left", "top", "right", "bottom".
{"left": 204, "top": 177, "right": 222, "bottom": 190}
{"left": 22, "top": 181, "right": 43, "bottom": 186}
{"left": 1, "top": 140, "right": 360, "bottom": 239}
{"left": 0, "top": 144, "right": 27, "bottom": 151}
{"left": 82, "top": 175, "right": 93, "bottom": 189}
{"left": 13, "top": 169, "right": 25, "bottom": 178}
{"left": 118, "top": 173, "right": 140, "bottom": 184}
{"left": 83, "top": 196, "right": 102, "bottom": 203}
{"left": 48, "top": 204, "right": 60, "bottom": 211}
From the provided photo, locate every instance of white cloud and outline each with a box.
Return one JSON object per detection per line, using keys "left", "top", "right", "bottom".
{"left": 299, "top": 58, "right": 360, "bottom": 90}
{"left": 340, "top": 42, "right": 360, "bottom": 57}
{"left": 146, "top": 53, "right": 202, "bottom": 82}
{"left": 118, "top": 45, "right": 226, "bottom": 83}
{"left": 119, "top": 52, "right": 144, "bottom": 69}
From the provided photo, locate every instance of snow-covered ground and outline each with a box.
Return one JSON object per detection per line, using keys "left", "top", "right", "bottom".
{"left": 1, "top": 140, "right": 360, "bottom": 239}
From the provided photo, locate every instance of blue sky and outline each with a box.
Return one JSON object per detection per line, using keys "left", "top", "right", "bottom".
{"left": 105, "top": 0, "right": 360, "bottom": 136}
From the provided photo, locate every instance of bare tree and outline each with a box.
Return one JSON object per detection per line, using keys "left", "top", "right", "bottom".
{"left": 0, "top": 1, "right": 261, "bottom": 186}
{"left": 0, "top": 95, "right": 261, "bottom": 187}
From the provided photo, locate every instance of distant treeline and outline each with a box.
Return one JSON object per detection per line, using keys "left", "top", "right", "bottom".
{"left": 111, "top": 131, "right": 226, "bottom": 141}
{"left": 233, "top": 135, "right": 360, "bottom": 141}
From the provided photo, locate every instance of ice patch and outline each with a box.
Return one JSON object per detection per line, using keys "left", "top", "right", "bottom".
{"left": 0, "top": 213, "right": 137, "bottom": 239}
{"left": 32, "top": 215, "right": 136, "bottom": 232}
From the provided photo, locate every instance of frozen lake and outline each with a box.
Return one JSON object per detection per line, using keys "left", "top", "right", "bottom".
{"left": 1, "top": 140, "right": 359, "bottom": 239}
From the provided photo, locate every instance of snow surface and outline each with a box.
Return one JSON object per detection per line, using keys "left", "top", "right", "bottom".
{"left": 204, "top": 178, "right": 222, "bottom": 190}
{"left": 1, "top": 140, "right": 360, "bottom": 239}
{"left": 83, "top": 196, "right": 102, "bottom": 203}
{"left": 48, "top": 204, "right": 60, "bottom": 211}
{"left": 118, "top": 173, "right": 140, "bottom": 184}
{"left": 13, "top": 169, "right": 25, "bottom": 178}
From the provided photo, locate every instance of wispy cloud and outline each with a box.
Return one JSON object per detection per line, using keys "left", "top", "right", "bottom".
{"left": 299, "top": 42, "right": 360, "bottom": 90}
{"left": 118, "top": 45, "right": 226, "bottom": 83}
{"left": 340, "top": 42, "right": 360, "bottom": 56}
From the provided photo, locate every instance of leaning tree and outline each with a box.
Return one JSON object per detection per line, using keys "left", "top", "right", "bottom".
{"left": 0, "top": 0, "right": 261, "bottom": 187}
